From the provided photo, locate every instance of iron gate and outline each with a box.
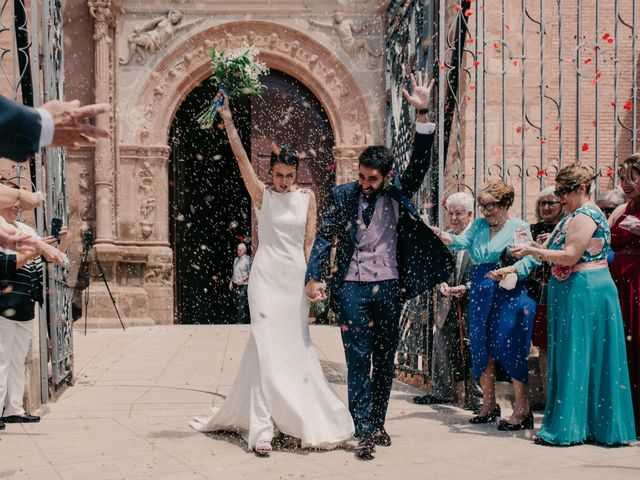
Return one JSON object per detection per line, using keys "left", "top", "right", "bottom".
{"left": 0, "top": 0, "right": 72, "bottom": 401}
{"left": 387, "top": 0, "right": 640, "bottom": 383}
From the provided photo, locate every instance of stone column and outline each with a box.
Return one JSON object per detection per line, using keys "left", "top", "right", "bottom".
{"left": 333, "top": 145, "right": 364, "bottom": 185}
{"left": 88, "top": 0, "right": 116, "bottom": 243}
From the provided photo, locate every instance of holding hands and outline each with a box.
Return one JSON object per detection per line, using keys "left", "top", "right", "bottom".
{"left": 306, "top": 280, "right": 327, "bottom": 302}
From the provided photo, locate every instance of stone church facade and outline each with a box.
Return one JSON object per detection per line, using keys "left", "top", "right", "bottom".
{"left": 64, "top": 0, "right": 388, "bottom": 326}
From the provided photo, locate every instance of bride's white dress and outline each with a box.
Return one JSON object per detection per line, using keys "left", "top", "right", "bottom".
{"left": 190, "top": 188, "right": 354, "bottom": 449}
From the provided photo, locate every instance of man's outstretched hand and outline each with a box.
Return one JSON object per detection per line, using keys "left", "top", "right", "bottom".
{"left": 42, "top": 100, "right": 111, "bottom": 149}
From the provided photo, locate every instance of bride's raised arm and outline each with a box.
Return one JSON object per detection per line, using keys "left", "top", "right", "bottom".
{"left": 218, "top": 91, "right": 265, "bottom": 207}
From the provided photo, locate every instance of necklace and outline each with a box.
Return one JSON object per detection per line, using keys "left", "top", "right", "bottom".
{"left": 489, "top": 220, "right": 506, "bottom": 232}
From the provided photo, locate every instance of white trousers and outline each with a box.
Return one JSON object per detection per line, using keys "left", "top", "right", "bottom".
{"left": 0, "top": 316, "right": 33, "bottom": 417}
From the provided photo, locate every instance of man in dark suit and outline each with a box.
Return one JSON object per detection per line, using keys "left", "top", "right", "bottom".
{"left": 0, "top": 95, "right": 110, "bottom": 162}
{"left": 305, "top": 71, "right": 454, "bottom": 460}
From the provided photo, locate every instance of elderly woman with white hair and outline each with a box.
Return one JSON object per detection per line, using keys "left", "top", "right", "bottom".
{"left": 414, "top": 192, "right": 475, "bottom": 407}
{"left": 527, "top": 188, "right": 564, "bottom": 406}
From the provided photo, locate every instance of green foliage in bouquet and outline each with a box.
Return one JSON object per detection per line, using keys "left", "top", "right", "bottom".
{"left": 197, "top": 44, "right": 269, "bottom": 129}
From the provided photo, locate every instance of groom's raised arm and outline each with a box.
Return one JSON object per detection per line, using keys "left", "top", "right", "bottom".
{"left": 305, "top": 188, "right": 340, "bottom": 284}
{"left": 400, "top": 122, "right": 436, "bottom": 197}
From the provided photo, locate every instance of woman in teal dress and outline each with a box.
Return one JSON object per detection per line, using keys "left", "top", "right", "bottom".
{"left": 512, "top": 164, "right": 636, "bottom": 446}
{"left": 435, "top": 180, "right": 538, "bottom": 431}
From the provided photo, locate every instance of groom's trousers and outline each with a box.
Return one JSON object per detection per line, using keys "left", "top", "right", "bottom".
{"left": 333, "top": 279, "right": 401, "bottom": 437}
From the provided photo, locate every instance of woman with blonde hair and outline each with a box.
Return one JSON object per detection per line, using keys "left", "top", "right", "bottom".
{"left": 433, "top": 179, "right": 538, "bottom": 431}
{"left": 512, "top": 163, "right": 635, "bottom": 446}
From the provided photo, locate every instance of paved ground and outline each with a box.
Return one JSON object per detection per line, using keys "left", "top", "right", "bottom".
{"left": 1, "top": 325, "right": 639, "bottom": 480}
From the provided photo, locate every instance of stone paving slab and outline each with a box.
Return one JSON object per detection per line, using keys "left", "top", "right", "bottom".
{"left": 0, "top": 325, "right": 638, "bottom": 480}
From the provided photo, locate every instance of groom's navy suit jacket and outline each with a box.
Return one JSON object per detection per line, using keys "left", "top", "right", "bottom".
{"left": 306, "top": 131, "right": 455, "bottom": 306}
{"left": 0, "top": 95, "right": 41, "bottom": 162}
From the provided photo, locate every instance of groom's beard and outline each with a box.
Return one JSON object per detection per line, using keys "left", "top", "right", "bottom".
{"left": 358, "top": 183, "right": 384, "bottom": 199}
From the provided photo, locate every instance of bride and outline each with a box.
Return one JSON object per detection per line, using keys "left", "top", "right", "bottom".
{"left": 190, "top": 91, "right": 354, "bottom": 456}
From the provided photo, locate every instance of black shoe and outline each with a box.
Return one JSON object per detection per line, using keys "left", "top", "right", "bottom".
{"left": 2, "top": 414, "right": 40, "bottom": 423}
{"left": 0, "top": 420, "right": 4, "bottom": 430}
{"left": 413, "top": 394, "right": 450, "bottom": 405}
{"left": 372, "top": 427, "right": 391, "bottom": 447}
{"left": 354, "top": 436, "right": 376, "bottom": 460}
{"left": 497, "top": 412, "right": 534, "bottom": 431}
{"left": 468, "top": 405, "right": 501, "bottom": 424}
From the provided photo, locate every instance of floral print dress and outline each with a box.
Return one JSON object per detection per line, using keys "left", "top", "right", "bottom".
{"left": 538, "top": 204, "right": 636, "bottom": 445}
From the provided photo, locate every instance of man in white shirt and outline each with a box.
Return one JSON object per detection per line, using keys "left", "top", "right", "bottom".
{"left": 229, "top": 243, "right": 252, "bottom": 324}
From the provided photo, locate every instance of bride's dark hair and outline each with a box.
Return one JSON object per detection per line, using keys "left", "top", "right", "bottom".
{"left": 270, "top": 144, "right": 299, "bottom": 170}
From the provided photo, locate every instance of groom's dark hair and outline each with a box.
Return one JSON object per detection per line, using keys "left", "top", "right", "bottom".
{"left": 359, "top": 146, "right": 394, "bottom": 176}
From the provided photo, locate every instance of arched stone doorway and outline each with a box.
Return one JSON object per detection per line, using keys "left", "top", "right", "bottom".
{"left": 107, "top": 21, "right": 377, "bottom": 325}
{"left": 169, "top": 70, "right": 335, "bottom": 324}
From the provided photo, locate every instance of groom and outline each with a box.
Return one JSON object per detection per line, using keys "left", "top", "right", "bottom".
{"left": 306, "top": 71, "right": 454, "bottom": 460}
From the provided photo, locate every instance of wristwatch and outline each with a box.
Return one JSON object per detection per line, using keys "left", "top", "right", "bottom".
{"left": 416, "top": 108, "right": 429, "bottom": 115}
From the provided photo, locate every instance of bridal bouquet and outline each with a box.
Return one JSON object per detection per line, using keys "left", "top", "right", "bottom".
{"left": 197, "top": 44, "right": 269, "bottom": 129}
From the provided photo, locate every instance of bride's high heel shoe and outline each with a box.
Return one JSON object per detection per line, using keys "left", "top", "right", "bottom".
{"left": 254, "top": 440, "right": 273, "bottom": 457}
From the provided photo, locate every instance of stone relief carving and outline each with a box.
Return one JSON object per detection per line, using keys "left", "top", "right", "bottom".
{"left": 88, "top": 0, "right": 115, "bottom": 41}
{"left": 138, "top": 161, "right": 156, "bottom": 239}
{"left": 120, "top": 10, "right": 204, "bottom": 65}
{"left": 78, "top": 166, "right": 94, "bottom": 234}
{"left": 143, "top": 265, "right": 172, "bottom": 286}
{"left": 308, "top": 12, "right": 381, "bottom": 58}
{"left": 132, "top": 23, "right": 373, "bottom": 147}
{"left": 137, "top": 30, "right": 355, "bottom": 134}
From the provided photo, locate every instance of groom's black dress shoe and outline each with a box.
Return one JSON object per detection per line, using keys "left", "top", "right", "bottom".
{"left": 1, "top": 414, "right": 40, "bottom": 423}
{"left": 413, "top": 394, "right": 450, "bottom": 405}
{"left": 354, "top": 436, "right": 376, "bottom": 460}
{"left": 372, "top": 427, "right": 391, "bottom": 447}
{"left": 0, "top": 420, "right": 5, "bottom": 430}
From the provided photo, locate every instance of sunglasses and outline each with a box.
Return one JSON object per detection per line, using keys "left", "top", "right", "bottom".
{"left": 553, "top": 184, "right": 579, "bottom": 198}
{"left": 538, "top": 200, "right": 561, "bottom": 208}
{"left": 478, "top": 202, "right": 500, "bottom": 212}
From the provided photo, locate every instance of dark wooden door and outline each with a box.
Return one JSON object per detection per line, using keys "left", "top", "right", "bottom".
{"left": 251, "top": 71, "right": 335, "bottom": 217}
{"left": 170, "top": 71, "right": 334, "bottom": 324}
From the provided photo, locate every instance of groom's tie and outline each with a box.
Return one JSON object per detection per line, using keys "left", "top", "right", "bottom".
{"left": 362, "top": 197, "right": 376, "bottom": 227}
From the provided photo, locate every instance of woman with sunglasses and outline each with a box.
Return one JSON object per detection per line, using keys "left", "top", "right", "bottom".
{"left": 432, "top": 180, "right": 538, "bottom": 431}
{"left": 511, "top": 163, "right": 635, "bottom": 446}
{"left": 608, "top": 154, "right": 640, "bottom": 439}
{"left": 527, "top": 188, "right": 564, "bottom": 407}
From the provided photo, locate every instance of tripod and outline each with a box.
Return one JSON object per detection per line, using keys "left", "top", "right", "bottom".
{"left": 75, "top": 231, "right": 125, "bottom": 334}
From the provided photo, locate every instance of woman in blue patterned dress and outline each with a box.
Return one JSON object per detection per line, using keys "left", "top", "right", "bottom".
{"left": 512, "top": 164, "right": 636, "bottom": 446}
{"left": 434, "top": 180, "right": 538, "bottom": 431}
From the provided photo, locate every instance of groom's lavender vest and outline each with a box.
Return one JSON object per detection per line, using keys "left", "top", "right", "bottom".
{"left": 344, "top": 194, "right": 399, "bottom": 282}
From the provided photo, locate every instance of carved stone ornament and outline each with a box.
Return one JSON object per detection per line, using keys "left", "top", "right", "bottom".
{"left": 307, "top": 12, "right": 382, "bottom": 58}
{"left": 131, "top": 21, "right": 372, "bottom": 147}
{"left": 120, "top": 11, "right": 204, "bottom": 66}
{"left": 88, "top": 0, "right": 115, "bottom": 41}
{"left": 138, "top": 161, "right": 156, "bottom": 239}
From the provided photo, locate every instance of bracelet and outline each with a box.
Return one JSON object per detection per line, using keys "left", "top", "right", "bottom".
{"left": 416, "top": 108, "right": 429, "bottom": 115}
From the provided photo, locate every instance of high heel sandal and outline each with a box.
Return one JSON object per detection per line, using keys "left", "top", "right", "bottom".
{"left": 497, "top": 411, "right": 534, "bottom": 431}
{"left": 254, "top": 440, "right": 273, "bottom": 457}
{"left": 468, "top": 405, "right": 501, "bottom": 424}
